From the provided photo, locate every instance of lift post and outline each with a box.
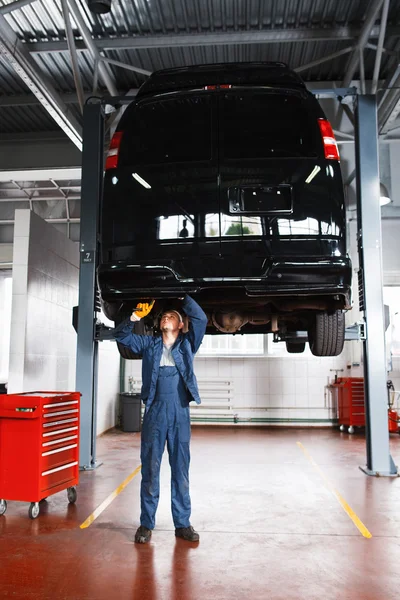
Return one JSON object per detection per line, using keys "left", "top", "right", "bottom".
{"left": 75, "top": 100, "right": 104, "bottom": 470}
{"left": 75, "top": 96, "right": 132, "bottom": 469}
{"left": 355, "top": 94, "right": 397, "bottom": 476}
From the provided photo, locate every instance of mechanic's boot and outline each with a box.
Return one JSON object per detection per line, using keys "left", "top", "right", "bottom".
{"left": 175, "top": 526, "right": 200, "bottom": 542}
{"left": 135, "top": 525, "right": 152, "bottom": 544}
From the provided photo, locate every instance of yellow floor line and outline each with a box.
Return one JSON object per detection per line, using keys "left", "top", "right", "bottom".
{"left": 297, "top": 442, "right": 372, "bottom": 539}
{"left": 80, "top": 464, "right": 142, "bottom": 529}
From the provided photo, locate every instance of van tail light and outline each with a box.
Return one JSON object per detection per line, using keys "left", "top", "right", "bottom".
{"left": 318, "top": 119, "right": 340, "bottom": 160}
{"left": 105, "top": 131, "right": 123, "bottom": 170}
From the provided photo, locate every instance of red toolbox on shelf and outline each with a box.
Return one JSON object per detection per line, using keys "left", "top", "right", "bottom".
{"left": 335, "top": 377, "right": 365, "bottom": 432}
{"left": 0, "top": 391, "right": 80, "bottom": 519}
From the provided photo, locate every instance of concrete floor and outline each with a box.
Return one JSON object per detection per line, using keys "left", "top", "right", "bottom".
{"left": 1, "top": 426, "right": 400, "bottom": 599}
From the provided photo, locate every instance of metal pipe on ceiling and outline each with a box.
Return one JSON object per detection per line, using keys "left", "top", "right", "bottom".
{"left": 0, "top": 0, "right": 37, "bottom": 14}
{"left": 100, "top": 57, "right": 151, "bottom": 77}
{"left": 61, "top": 0, "right": 85, "bottom": 114}
{"left": 359, "top": 47, "right": 366, "bottom": 94}
{"left": 0, "top": 14, "right": 83, "bottom": 150}
{"left": 342, "top": 0, "right": 385, "bottom": 88}
{"left": 371, "top": 0, "right": 390, "bottom": 94}
{"left": 67, "top": 0, "right": 118, "bottom": 97}
{"left": 294, "top": 46, "right": 353, "bottom": 73}
{"left": 26, "top": 25, "right": 389, "bottom": 54}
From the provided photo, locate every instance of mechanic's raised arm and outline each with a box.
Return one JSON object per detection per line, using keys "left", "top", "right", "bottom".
{"left": 182, "top": 295, "right": 208, "bottom": 354}
{"left": 112, "top": 301, "right": 155, "bottom": 355}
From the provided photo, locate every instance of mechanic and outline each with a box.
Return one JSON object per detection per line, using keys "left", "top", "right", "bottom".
{"left": 113, "top": 295, "right": 207, "bottom": 544}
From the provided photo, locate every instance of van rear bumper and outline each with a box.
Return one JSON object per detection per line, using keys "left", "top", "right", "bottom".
{"left": 98, "top": 256, "right": 352, "bottom": 304}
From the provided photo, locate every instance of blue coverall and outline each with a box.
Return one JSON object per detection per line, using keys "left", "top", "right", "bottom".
{"left": 113, "top": 295, "right": 207, "bottom": 530}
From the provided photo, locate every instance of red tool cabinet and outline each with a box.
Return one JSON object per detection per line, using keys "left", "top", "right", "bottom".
{"left": 334, "top": 377, "right": 365, "bottom": 433}
{"left": 0, "top": 391, "right": 80, "bottom": 519}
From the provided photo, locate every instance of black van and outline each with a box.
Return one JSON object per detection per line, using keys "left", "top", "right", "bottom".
{"left": 98, "top": 62, "right": 352, "bottom": 356}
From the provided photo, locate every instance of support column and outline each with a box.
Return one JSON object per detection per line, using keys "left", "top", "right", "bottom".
{"left": 75, "top": 100, "right": 104, "bottom": 469}
{"left": 355, "top": 94, "right": 397, "bottom": 475}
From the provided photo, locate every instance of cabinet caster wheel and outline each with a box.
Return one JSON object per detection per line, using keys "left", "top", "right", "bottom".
{"left": 29, "top": 502, "right": 40, "bottom": 519}
{"left": 67, "top": 487, "right": 77, "bottom": 504}
{"left": 339, "top": 425, "right": 345, "bottom": 432}
{"left": 0, "top": 499, "right": 7, "bottom": 516}
{"left": 348, "top": 426, "right": 355, "bottom": 434}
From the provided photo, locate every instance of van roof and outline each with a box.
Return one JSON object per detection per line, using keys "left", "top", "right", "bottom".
{"left": 136, "top": 62, "right": 307, "bottom": 98}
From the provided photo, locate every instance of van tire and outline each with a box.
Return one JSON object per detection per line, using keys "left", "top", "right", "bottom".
{"left": 308, "top": 311, "right": 345, "bottom": 357}
{"left": 101, "top": 300, "right": 121, "bottom": 322}
{"left": 286, "top": 341, "right": 306, "bottom": 353}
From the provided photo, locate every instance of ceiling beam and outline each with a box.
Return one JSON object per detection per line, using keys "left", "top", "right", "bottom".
{"left": 26, "top": 25, "right": 393, "bottom": 54}
{"left": 342, "top": 0, "right": 385, "bottom": 87}
{"left": 0, "top": 14, "right": 83, "bottom": 150}
{"left": 0, "top": 0, "right": 37, "bottom": 14}
{"left": 378, "top": 37, "right": 400, "bottom": 133}
{"left": 0, "top": 168, "right": 82, "bottom": 182}
{"left": 0, "top": 91, "right": 138, "bottom": 107}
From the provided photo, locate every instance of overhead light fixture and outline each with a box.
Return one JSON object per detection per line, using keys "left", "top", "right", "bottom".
{"left": 305, "top": 165, "right": 321, "bottom": 184}
{"left": 380, "top": 182, "right": 391, "bottom": 206}
{"left": 87, "top": 0, "right": 112, "bottom": 14}
{"left": 132, "top": 173, "right": 151, "bottom": 189}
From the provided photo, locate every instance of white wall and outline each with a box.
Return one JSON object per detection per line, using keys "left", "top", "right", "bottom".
{"left": 96, "top": 342, "right": 120, "bottom": 435}
{"left": 124, "top": 350, "right": 349, "bottom": 426}
{"left": 7, "top": 210, "right": 120, "bottom": 435}
{"left": 8, "top": 210, "right": 79, "bottom": 392}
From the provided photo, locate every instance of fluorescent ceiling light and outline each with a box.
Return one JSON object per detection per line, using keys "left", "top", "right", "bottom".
{"left": 132, "top": 173, "right": 151, "bottom": 189}
{"left": 305, "top": 165, "right": 321, "bottom": 184}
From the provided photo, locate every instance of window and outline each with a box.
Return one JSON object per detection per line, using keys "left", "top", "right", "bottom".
{"left": 221, "top": 215, "right": 262, "bottom": 237}
{"left": 198, "top": 334, "right": 265, "bottom": 356}
{"left": 0, "top": 273, "right": 12, "bottom": 383}
{"left": 123, "top": 95, "right": 213, "bottom": 165}
{"left": 221, "top": 93, "right": 318, "bottom": 159}
{"left": 158, "top": 215, "right": 195, "bottom": 239}
{"left": 205, "top": 213, "right": 219, "bottom": 237}
{"left": 383, "top": 287, "right": 400, "bottom": 358}
{"left": 278, "top": 217, "right": 320, "bottom": 236}
{"left": 196, "top": 333, "right": 313, "bottom": 357}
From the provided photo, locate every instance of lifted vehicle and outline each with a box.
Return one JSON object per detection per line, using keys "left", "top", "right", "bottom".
{"left": 97, "top": 62, "right": 352, "bottom": 357}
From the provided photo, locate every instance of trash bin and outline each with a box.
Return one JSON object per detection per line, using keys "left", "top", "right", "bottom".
{"left": 120, "top": 393, "right": 142, "bottom": 432}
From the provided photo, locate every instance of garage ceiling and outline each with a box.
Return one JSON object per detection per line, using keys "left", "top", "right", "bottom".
{"left": 0, "top": 0, "right": 400, "bottom": 239}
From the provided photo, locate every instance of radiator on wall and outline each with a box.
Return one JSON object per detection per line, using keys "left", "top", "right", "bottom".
{"left": 127, "top": 378, "right": 234, "bottom": 419}
{"left": 191, "top": 379, "right": 234, "bottom": 413}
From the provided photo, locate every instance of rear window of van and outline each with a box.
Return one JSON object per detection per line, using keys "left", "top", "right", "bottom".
{"left": 221, "top": 92, "right": 319, "bottom": 159}
{"left": 119, "top": 95, "right": 213, "bottom": 165}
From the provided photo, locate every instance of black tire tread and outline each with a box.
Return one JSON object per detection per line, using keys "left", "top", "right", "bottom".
{"left": 309, "top": 311, "right": 345, "bottom": 356}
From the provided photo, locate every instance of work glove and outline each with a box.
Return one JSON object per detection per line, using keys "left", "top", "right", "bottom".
{"left": 130, "top": 300, "right": 155, "bottom": 322}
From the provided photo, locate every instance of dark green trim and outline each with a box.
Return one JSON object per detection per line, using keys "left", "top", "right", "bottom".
{"left": 190, "top": 417, "right": 338, "bottom": 424}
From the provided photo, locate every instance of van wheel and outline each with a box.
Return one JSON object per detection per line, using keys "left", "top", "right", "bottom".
{"left": 286, "top": 341, "right": 306, "bottom": 353}
{"left": 115, "top": 318, "right": 154, "bottom": 360}
{"left": 308, "top": 311, "right": 345, "bottom": 357}
{"left": 101, "top": 300, "right": 121, "bottom": 321}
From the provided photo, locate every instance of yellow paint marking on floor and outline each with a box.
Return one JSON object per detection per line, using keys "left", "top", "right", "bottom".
{"left": 80, "top": 464, "right": 142, "bottom": 529}
{"left": 297, "top": 442, "right": 372, "bottom": 539}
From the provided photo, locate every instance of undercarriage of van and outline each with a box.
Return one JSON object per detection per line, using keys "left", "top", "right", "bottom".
{"left": 99, "top": 276, "right": 351, "bottom": 357}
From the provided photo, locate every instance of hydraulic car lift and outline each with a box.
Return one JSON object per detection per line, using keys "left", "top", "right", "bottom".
{"left": 75, "top": 93, "right": 397, "bottom": 476}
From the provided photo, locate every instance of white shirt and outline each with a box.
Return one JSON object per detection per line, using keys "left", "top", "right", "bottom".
{"left": 160, "top": 343, "right": 176, "bottom": 367}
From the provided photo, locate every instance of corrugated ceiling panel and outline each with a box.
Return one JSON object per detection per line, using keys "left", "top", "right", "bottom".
{"left": 0, "top": 0, "right": 399, "bottom": 133}
{"left": 0, "top": 104, "right": 60, "bottom": 132}
{"left": 0, "top": 0, "right": 396, "bottom": 40}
